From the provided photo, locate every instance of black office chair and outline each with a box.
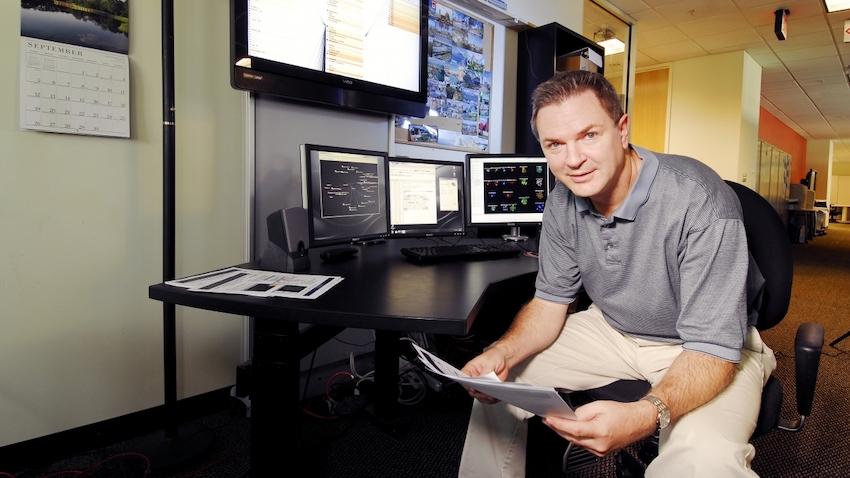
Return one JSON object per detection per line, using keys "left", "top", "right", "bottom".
{"left": 526, "top": 181, "right": 825, "bottom": 477}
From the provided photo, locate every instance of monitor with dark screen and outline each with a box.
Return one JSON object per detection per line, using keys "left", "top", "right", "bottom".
{"left": 388, "top": 157, "right": 465, "bottom": 237}
{"left": 301, "top": 144, "right": 389, "bottom": 247}
{"left": 466, "top": 153, "right": 549, "bottom": 231}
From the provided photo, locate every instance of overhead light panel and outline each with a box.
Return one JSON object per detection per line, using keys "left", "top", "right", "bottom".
{"left": 824, "top": 0, "right": 850, "bottom": 12}
{"left": 594, "top": 29, "right": 625, "bottom": 56}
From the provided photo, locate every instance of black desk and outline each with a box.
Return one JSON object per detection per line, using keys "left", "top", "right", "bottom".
{"left": 148, "top": 239, "right": 538, "bottom": 475}
{"left": 788, "top": 208, "right": 817, "bottom": 243}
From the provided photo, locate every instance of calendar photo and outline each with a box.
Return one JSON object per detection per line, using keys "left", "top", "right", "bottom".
{"left": 21, "top": 0, "right": 129, "bottom": 54}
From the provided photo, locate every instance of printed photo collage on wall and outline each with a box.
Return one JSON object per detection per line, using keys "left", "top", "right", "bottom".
{"left": 397, "top": 0, "right": 491, "bottom": 152}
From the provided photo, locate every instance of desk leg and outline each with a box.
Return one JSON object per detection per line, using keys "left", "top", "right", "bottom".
{"left": 250, "top": 318, "right": 300, "bottom": 477}
{"left": 374, "top": 330, "right": 400, "bottom": 422}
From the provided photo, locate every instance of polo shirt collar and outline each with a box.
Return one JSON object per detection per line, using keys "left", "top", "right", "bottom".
{"left": 574, "top": 145, "right": 659, "bottom": 221}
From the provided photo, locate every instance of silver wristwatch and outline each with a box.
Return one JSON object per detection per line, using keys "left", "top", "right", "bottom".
{"left": 642, "top": 395, "right": 671, "bottom": 430}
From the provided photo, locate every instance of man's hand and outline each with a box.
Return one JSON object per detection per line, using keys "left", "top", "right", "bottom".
{"left": 459, "top": 346, "right": 511, "bottom": 404}
{"left": 542, "top": 399, "right": 658, "bottom": 457}
{"left": 459, "top": 297, "right": 569, "bottom": 404}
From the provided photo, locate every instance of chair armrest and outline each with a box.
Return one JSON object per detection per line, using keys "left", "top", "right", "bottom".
{"left": 794, "top": 322, "right": 824, "bottom": 417}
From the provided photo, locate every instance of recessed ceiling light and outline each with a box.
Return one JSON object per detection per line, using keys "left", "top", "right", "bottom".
{"left": 597, "top": 38, "right": 625, "bottom": 55}
{"left": 824, "top": 0, "right": 850, "bottom": 12}
{"left": 594, "top": 29, "right": 625, "bottom": 56}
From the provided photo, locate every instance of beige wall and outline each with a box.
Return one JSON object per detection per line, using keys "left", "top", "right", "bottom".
{"left": 668, "top": 51, "right": 761, "bottom": 189}
{"left": 738, "top": 53, "right": 761, "bottom": 189}
{"left": 834, "top": 162, "right": 850, "bottom": 176}
{"left": 0, "top": 1, "right": 246, "bottom": 447}
{"left": 506, "top": 0, "right": 582, "bottom": 28}
{"left": 807, "top": 139, "right": 832, "bottom": 201}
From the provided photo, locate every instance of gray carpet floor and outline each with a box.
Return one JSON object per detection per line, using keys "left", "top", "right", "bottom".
{"left": 10, "top": 224, "right": 850, "bottom": 478}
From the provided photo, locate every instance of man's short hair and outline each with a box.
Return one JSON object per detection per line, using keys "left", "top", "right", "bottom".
{"left": 530, "top": 70, "right": 624, "bottom": 140}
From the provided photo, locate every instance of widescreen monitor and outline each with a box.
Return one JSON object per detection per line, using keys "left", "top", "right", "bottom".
{"left": 301, "top": 144, "right": 389, "bottom": 247}
{"left": 387, "top": 157, "right": 465, "bottom": 237}
{"left": 466, "top": 154, "right": 549, "bottom": 228}
{"left": 231, "top": 0, "right": 428, "bottom": 117}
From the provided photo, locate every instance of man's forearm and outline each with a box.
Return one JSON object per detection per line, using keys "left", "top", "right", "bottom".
{"left": 649, "top": 350, "right": 737, "bottom": 424}
{"left": 488, "top": 297, "right": 568, "bottom": 369}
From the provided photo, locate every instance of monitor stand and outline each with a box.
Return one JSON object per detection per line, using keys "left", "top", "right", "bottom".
{"left": 502, "top": 226, "right": 528, "bottom": 242}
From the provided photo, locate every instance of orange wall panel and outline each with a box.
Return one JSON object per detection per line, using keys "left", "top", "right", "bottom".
{"left": 759, "top": 108, "right": 807, "bottom": 184}
{"left": 632, "top": 69, "right": 669, "bottom": 153}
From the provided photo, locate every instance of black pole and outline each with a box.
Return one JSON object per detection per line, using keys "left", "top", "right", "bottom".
{"left": 162, "top": 0, "right": 178, "bottom": 438}
{"left": 140, "top": 3, "right": 213, "bottom": 470}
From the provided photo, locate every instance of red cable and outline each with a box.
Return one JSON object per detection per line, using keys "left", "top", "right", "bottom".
{"left": 0, "top": 472, "right": 17, "bottom": 478}
{"left": 302, "top": 405, "right": 338, "bottom": 420}
{"left": 37, "top": 471, "right": 84, "bottom": 478}
{"left": 38, "top": 452, "right": 151, "bottom": 478}
{"left": 325, "top": 371, "right": 355, "bottom": 400}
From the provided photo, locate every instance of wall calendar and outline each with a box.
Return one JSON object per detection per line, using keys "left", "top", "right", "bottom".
{"left": 19, "top": 37, "right": 130, "bottom": 138}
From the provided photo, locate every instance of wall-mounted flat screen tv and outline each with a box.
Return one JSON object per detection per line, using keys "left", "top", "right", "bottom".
{"left": 231, "top": 0, "right": 428, "bottom": 117}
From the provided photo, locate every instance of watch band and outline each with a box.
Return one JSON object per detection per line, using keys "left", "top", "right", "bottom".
{"left": 642, "top": 394, "right": 671, "bottom": 430}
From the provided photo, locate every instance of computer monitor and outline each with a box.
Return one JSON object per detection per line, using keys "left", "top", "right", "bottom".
{"left": 301, "top": 144, "right": 389, "bottom": 247}
{"left": 466, "top": 153, "right": 549, "bottom": 240}
{"left": 387, "top": 157, "right": 465, "bottom": 237}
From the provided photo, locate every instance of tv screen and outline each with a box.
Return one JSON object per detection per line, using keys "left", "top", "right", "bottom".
{"left": 301, "top": 144, "right": 390, "bottom": 247}
{"left": 466, "top": 154, "right": 549, "bottom": 226}
{"left": 231, "top": 0, "right": 428, "bottom": 117}
{"left": 388, "top": 157, "right": 465, "bottom": 237}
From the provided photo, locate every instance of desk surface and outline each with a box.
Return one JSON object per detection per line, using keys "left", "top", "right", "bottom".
{"left": 149, "top": 239, "right": 539, "bottom": 335}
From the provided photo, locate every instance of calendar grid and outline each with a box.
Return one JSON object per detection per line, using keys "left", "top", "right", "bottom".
{"left": 20, "top": 37, "right": 130, "bottom": 138}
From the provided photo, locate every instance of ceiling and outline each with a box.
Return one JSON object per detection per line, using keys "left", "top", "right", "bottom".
{"left": 597, "top": 0, "right": 850, "bottom": 160}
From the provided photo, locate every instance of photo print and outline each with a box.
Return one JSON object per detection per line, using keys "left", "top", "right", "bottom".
{"left": 20, "top": 0, "right": 129, "bottom": 54}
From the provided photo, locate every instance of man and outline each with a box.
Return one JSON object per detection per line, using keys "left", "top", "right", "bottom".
{"left": 457, "top": 70, "right": 776, "bottom": 477}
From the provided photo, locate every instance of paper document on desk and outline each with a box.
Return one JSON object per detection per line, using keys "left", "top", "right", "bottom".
{"left": 411, "top": 343, "right": 575, "bottom": 418}
{"left": 167, "top": 267, "right": 342, "bottom": 300}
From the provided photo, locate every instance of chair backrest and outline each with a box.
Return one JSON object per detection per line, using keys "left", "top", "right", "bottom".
{"left": 725, "top": 181, "right": 793, "bottom": 331}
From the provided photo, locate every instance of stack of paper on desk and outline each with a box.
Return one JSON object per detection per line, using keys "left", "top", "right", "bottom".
{"left": 166, "top": 267, "right": 342, "bottom": 300}
{"left": 411, "top": 343, "right": 575, "bottom": 418}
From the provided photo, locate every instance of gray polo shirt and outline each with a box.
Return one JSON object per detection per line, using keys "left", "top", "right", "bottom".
{"left": 535, "top": 146, "right": 756, "bottom": 362}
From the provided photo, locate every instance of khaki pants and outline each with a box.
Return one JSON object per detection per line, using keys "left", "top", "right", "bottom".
{"left": 458, "top": 305, "right": 777, "bottom": 478}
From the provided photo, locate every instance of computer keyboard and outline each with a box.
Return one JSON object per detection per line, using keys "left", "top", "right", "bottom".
{"left": 400, "top": 243, "right": 523, "bottom": 264}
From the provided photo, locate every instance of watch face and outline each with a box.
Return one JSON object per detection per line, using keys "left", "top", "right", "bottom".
{"left": 644, "top": 395, "right": 671, "bottom": 429}
{"left": 659, "top": 411, "right": 671, "bottom": 429}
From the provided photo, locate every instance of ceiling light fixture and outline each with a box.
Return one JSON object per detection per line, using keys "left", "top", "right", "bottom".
{"left": 594, "top": 29, "right": 625, "bottom": 56}
{"left": 824, "top": 0, "right": 850, "bottom": 12}
{"left": 774, "top": 9, "right": 789, "bottom": 41}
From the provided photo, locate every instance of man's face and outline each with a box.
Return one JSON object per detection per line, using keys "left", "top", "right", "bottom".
{"left": 535, "top": 91, "right": 630, "bottom": 204}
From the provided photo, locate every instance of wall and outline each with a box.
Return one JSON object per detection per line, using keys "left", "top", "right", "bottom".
{"left": 760, "top": 108, "right": 807, "bottom": 186}
{"left": 805, "top": 139, "right": 830, "bottom": 201}
{"left": 834, "top": 154, "right": 850, "bottom": 205}
{"left": 0, "top": 1, "right": 246, "bottom": 447}
{"left": 668, "top": 51, "right": 761, "bottom": 188}
{"left": 503, "top": 0, "right": 582, "bottom": 28}
{"left": 738, "top": 54, "right": 761, "bottom": 188}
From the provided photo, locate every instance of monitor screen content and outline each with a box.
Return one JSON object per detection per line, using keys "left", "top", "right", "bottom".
{"left": 466, "top": 154, "right": 549, "bottom": 226}
{"left": 301, "top": 144, "right": 389, "bottom": 247}
{"left": 232, "top": 0, "right": 428, "bottom": 116}
{"left": 388, "top": 158, "right": 465, "bottom": 237}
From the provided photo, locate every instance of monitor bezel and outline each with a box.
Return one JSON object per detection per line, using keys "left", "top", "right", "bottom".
{"left": 465, "top": 153, "right": 550, "bottom": 227}
{"left": 230, "top": 0, "right": 429, "bottom": 117}
{"left": 301, "top": 143, "right": 391, "bottom": 247}
{"left": 387, "top": 156, "right": 466, "bottom": 238}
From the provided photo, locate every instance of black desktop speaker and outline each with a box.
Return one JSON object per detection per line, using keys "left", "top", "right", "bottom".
{"left": 261, "top": 207, "right": 310, "bottom": 272}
